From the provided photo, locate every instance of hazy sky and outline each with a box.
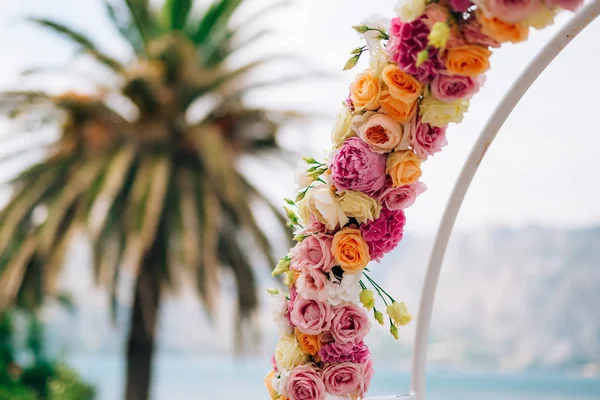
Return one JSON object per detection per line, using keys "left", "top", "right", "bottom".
{"left": 1, "top": 0, "right": 599, "bottom": 234}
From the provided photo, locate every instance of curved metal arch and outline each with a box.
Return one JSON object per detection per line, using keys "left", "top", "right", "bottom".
{"left": 407, "top": 1, "right": 600, "bottom": 399}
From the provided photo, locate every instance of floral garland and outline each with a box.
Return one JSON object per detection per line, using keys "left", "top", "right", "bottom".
{"left": 265, "top": 0, "right": 582, "bottom": 398}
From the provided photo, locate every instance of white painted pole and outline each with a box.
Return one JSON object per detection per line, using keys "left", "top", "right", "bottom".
{"left": 409, "top": 2, "right": 600, "bottom": 399}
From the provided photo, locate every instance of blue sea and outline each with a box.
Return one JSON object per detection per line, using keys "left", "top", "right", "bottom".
{"left": 69, "top": 354, "right": 600, "bottom": 400}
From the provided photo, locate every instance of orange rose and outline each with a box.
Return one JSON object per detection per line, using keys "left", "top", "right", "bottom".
{"left": 294, "top": 328, "right": 321, "bottom": 357}
{"left": 386, "top": 150, "right": 422, "bottom": 187}
{"left": 476, "top": 10, "right": 529, "bottom": 43}
{"left": 350, "top": 70, "right": 381, "bottom": 111}
{"left": 445, "top": 45, "right": 492, "bottom": 77}
{"left": 381, "top": 64, "right": 423, "bottom": 104}
{"left": 264, "top": 371, "right": 278, "bottom": 400}
{"left": 332, "top": 228, "right": 371, "bottom": 273}
{"left": 379, "top": 91, "right": 418, "bottom": 124}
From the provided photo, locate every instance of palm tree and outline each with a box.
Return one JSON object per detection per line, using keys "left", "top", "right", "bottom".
{"left": 0, "top": 1, "right": 302, "bottom": 398}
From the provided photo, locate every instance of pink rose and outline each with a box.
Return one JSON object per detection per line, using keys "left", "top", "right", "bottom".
{"left": 544, "top": 0, "right": 583, "bottom": 11}
{"left": 286, "top": 365, "right": 326, "bottom": 400}
{"left": 450, "top": 0, "right": 473, "bottom": 12}
{"left": 322, "top": 363, "right": 362, "bottom": 397}
{"left": 423, "top": 4, "right": 450, "bottom": 28}
{"left": 319, "top": 341, "right": 371, "bottom": 364}
{"left": 291, "top": 233, "right": 335, "bottom": 273}
{"left": 461, "top": 17, "right": 500, "bottom": 48}
{"left": 359, "top": 207, "right": 406, "bottom": 261}
{"left": 290, "top": 295, "right": 333, "bottom": 335}
{"left": 431, "top": 73, "right": 482, "bottom": 102}
{"left": 331, "top": 303, "right": 371, "bottom": 345}
{"left": 482, "top": 0, "right": 542, "bottom": 23}
{"left": 379, "top": 180, "right": 427, "bottom": 211}
{"left": 410, "top": 118, "right": 448, "bottom": 159}
{"left": 296, "top": 217, "right": 329, "bottom": 236}
{"left": 359, "top": 359, "right": 375, "bottom": 398}
{"left": 330, "top": 137, "right": 387, "bottom": 196}
{"left": 296, "top": 268, "right": 329, "bottom": 301}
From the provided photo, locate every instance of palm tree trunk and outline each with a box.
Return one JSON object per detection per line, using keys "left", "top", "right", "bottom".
{"left": 125, "top": 248, "right": 161, "bottom": 400}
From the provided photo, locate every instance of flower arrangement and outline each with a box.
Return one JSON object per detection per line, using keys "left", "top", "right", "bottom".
{"left": 266, "top": 0, "right": 582, "bottom": 398}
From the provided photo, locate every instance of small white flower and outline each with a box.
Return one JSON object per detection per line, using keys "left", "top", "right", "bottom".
{"left": 294, "top": 161, "right": 314, "bottom": 190}
{"left": 269, "top": 292, "right": 288, "bottom": 319}
{"left": 359, "top": 14, "right": 391, "bottom": 51}
{"left": 395, "top": 0, "right": 427, "bottom": 23}
{"left": 273, "top": 369, "right": 291, "bottom": 396}
{"left": 326, "top": 272, "right": 362, "bottom": 306}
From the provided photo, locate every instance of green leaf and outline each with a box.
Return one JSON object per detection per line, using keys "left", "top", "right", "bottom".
{"left": 124, "top": 0, "right": 155, "bottom": 48}
{"left": 28, "top": 18, "right": 124, "bottom": 72}
{"left": 102, "top": 0, "right": 145, "bottom": 54}
{"left": 162, "top": 0, "right": 193, "bottom": 31}
{"left": 192, "top": 0, "right": 243, "bottom": 45}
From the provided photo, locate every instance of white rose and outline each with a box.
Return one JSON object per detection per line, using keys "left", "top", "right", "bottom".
{"left": 331, "top": 107, "right": 356, "bottom": 148}
{"left": 298, "top": 184, "right": 349, "bottom": 231}
{"left": 337, "top": 190, "right": 381, "bottom": 224}
{"left": 352, "top": 111, "right": 408, "bottom": 154}
{"left": 395, "top": 0, "right": 427, "bottom": 23}
{"left": 269, "top": 292, "right": 288, "bottom": 318}
{"left": 326, "top": 272, "right": 362, "bottom": 306}
{"left": 294, "top": 161, "right": 314, "bottom": 190}
{"left": 274, "top": 335, "right": 309, "bottom": 371}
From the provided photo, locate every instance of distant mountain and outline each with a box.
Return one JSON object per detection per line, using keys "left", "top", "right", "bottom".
{"left": 41, "top": 225, "right": 600, "bottom": 375}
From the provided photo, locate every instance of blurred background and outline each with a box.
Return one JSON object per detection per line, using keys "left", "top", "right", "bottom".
{"left": 0, "top": 0, "right": 599, "bottom": 399}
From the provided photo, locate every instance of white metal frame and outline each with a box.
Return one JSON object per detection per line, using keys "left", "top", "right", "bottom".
{"left": 366, "top": 1, "right": 600, "bottom": 398}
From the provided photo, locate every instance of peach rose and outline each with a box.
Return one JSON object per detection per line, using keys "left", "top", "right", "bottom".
{"left": 332, "top": 228, "right": 371, "bottom": 274}
{"left": 379, "top": 91, "right": 418, "bottom": 124}
{"left": 265, "top": 371, "right": 278, "bottom": 400}
{"left": 381, "top": 64, "right": 423, "bottom": 104}
{"left": 386, "top": 150, "right": 422, "bottom": 187}
{"left": 350, "top": 70, "right": 382, "bottom": 111}
{"left": 295, "top": 328, "right": 321, "bottom": 357}
{"left": 476, "top": 10, "right": 530, "bottom": 43}
{"left": 445, "top": 45, "right": 492, "bottom": 77}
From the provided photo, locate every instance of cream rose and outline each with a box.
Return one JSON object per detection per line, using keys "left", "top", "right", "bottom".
{"left": 352, "top": 111, "right": 408, "bottom": 154}
{"left": 386, "top": 150, "right": 422, "bottom": 187}
{"left": 419, "top": 95, "right": 470, "bottom": 127}
{"left": 274, "top": 335, "right": 309, "bottom": 371}
{"left": 337, "top": 190, "right": 382, "bottom": 224}
{"left": 331, "top": 107, "right": 356, "bottom": 148}
{"left": 298, "top": 184, "right": 349, "bottom": 231}
{"left": 395, "top": 0, "right": 427, "bottom": 22}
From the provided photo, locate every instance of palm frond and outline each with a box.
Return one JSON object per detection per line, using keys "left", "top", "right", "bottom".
{"left": 191, "top": 0, "right": 243, "bottom": 46}
{"left": 124, "top": 0, "right": 155, "bottom": 48}
{"left": 0, "top": 236, "right": 37, "bottom": 310}
{"left": 162, "top": 0, "right": 193, "bottom": 31}
{"left": 28, "top": 18, "right": 124, "bottom": 73}
{"left": 103, "top": 0, "right": 145, "bottom": 55}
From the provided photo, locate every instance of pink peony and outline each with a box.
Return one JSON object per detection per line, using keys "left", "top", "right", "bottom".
{"left": 290, "top": 295, "right": 333, "bottom": 335}
{"left": 410, "top": 118, "right": 448, "bottom": 159}
{"left": 461, "top": 17, "right": 500, "bottom": 48}
{"left": 450, "top": 0, "right": 473, "bottom": 12}
{"left": 296, "top": 268, "right": 329, "bottom": 301}
{"left": 482, "top": 0, "right": 542, "bottom": 23}
{"left": 329, "top": 137, "right": 387, "bottom": 196}
{"left": 319, "top": 341, "right": 371, "bottom": 364}
{"left": 360, "top": 207, "right": 406, "bottom": 261}
{"left": 291, "top": 233, "right": 335, "bottom": 273}
{"left": 544, "top": 0, "right": 583, "bottom": 11}
{"left": 387, "top": 17, "right": 443, "bottom": 82}
{"left": 286, "top": 365, "right": 326, "bottom": 400}
{"left": 379, "top": 180, "right": 427, "bottom": 211}
{"left": 331, "top": 303, "right": 371, "bottom": 345}
{"left": 431, "top": 73, "right": 482, "bottom": 102}
{"left": 322, "top": 362, "right": 363, "bottom": 397}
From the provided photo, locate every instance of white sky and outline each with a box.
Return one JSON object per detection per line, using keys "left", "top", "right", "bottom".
{"left": 1, "top": 0, "right": 599, "bottom": 234}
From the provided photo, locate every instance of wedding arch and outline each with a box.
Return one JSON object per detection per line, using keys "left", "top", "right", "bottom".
{"left": 404, "top": 1, "right": 600, "bottom": 399}
{"left": 265, "top": 0, "right": 600, "bottom": 399}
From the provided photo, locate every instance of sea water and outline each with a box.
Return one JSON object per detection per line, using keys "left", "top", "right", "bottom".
{"left": 69, "top": 354, "right": 600, "bottom": 400}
